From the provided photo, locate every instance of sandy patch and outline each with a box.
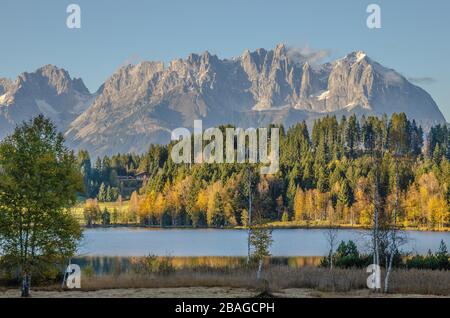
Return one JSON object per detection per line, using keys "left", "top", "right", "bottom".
{"left": 0, "top": 287, "right": 256, "bottom": 298}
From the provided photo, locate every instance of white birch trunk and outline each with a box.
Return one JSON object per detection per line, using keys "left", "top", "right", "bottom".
{"left": 257, "top": 259, "right": 263, "bottom": 280}
{"left": 384, "top": 158, "right": 399, "bottom": 293}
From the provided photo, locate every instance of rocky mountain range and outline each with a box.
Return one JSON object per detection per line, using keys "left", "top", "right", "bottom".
{"left": 0, "top": 65, "right": 94, "bottom": 139}
{"left": 0, "top": 44, "right": 446, "bottom": 158}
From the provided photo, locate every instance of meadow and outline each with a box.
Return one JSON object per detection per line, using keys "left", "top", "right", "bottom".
{"left": 71, "top": 200, "right": 450, "bottom": 231}
{"left": 2, "top": 265, "right": 448, "bottom": 297}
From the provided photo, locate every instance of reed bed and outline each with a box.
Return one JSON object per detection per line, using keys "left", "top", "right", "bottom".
{"left": 56, "top": 265, "right": 450, "bottom": 296}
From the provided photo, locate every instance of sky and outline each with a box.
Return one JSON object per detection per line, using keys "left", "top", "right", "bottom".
{"left": 1, "top": 0, "right": 450, "bottom": 120}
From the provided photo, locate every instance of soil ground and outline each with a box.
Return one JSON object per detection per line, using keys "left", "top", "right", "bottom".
{"left": 0, "top": 287, "right": 448, "bottom": 298}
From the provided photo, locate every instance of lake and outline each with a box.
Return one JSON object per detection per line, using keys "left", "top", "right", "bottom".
{"left": 77, "top": 228, "right": 450, "bottom": 257}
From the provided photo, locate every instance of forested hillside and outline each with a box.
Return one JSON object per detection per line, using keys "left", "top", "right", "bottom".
{"left": 77, "top": 113, "right": 450, "bottom": 230}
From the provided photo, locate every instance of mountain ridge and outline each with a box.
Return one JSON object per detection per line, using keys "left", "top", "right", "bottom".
{"left": 0, "top": 64, "right": 95, "bottom": 139}
{"left": 0, "top": 44, "right": 446, "bottom": 157}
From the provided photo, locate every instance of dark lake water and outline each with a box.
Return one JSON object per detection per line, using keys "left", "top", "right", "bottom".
{"left": 77, "top": 228, "right": 450, "bottom": 257}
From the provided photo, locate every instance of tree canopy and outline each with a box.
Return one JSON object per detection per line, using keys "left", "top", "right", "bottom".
{"left": 0, "top": 115, "right": 83, "bottom": 296}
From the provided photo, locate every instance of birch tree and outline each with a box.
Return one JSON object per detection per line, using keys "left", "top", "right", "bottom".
{"left": 249, "top": 227, "right": 273, "bottom": 279}
{"left": 0, "top": 116, "right": 83, "bottom": 297}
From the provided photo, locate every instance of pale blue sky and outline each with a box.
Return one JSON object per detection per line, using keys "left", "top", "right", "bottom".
{"left": 1, "top": 0, "right": 449, "bottom": 120}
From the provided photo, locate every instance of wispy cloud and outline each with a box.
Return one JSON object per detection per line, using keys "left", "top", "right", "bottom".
{"left": 408, "top": 76, "right": 437, "bottom": 85}
{"left": 286, "top": 46, "right": 331, "bottom": 65}
{"left": 120, "top": 54, "right": 144, "bottom": 68}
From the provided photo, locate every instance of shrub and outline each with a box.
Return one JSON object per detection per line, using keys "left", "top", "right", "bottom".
{"left": 83, "top": 265, "right": 95, "bottom": 279}
{"left": 320, "top": 240, "right": 371, "bottom": 269}
{"left": 131, "top": 254, "right": 175, "bottom": 275}
{"left": 406, "top": 240, "right": 449, "bottom": 270}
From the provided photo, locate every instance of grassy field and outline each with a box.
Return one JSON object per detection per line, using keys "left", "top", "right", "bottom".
{"left": 71, "top": 202, "right": 449, "bottom": 231}
{"left": 71, "top": 201, "right": 130, "bottom": 224}
{"left": 78, "top": 265, "right": 450, "bottom": 296}
{"left": 2, "top": 266, "right": 449, "bottom": 298}
{"left": 1, "top": 253, "right": 449, "bottom": 297}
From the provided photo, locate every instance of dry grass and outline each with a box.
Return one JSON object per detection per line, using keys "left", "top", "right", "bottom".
{"left": 28, "top": 266, "right": 450, "bottom": 296}
{"left": 389, "top": 269, "right": 450, "bottom": 295}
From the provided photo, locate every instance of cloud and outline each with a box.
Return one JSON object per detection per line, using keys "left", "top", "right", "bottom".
{"left": 407, "top": 76, "right": 436, "bottom": 85}
{"left": 385, "top": 71, "right": 405, "bottom": 85}
{"left": 286, "top": 46, "right": 331, "bottom": 65}
{"left": 120, "top": 54, "right": 144, "bottom": 68}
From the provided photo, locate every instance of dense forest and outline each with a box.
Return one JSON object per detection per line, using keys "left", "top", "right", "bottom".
{"left": 78, "top": 113, "right": 450, "bottom": 230}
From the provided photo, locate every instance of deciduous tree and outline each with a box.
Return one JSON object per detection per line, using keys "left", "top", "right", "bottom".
{"left": 0, "top": 116, "right": 83, "bottom": 297}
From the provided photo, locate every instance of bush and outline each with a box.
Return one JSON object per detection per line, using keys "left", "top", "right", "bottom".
{"left": 320, "top": 240, "right": 371, "bottom": 269}
{"left": 406, "top": 240, "right": 449, "bottom": 270}
{"left": 0, "top": 255, "right": 66, "bottom": 286}
{"left": 83, "top": 265, "right": 95, "bottom": 279}
{"left": 131, "top": 254, "right": 175, "bottom": 275}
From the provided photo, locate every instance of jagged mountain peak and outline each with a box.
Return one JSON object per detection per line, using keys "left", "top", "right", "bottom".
{"left": 336, "top": 51, "right": 405, "bottom": 84}
{"left": 0, "top": 65, "right": 95, "bottom": 139}
{"left": 274, "top": 43, "right": 287, "bottom": 56}
{"left": 1, "top": 45, "right": 446, "bottom": 158}
{"left": 0, "top": 78, "right": 13, "bottom": 95}
{"left": 14, "top": 64, "right": 90, "bottom": 96}
{"left": 63, "top": 45, "right": 445, "bottom": 158}
{"left": 341, "top": 50, "right": 368, "bottom": 63}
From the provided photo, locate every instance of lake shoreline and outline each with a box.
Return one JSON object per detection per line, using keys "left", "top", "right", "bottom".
{"left": 78, "top": 227, "right": 450, "bottom": 257}
{"left": 82, "top": 223, "right": 450, "bottom": 232}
